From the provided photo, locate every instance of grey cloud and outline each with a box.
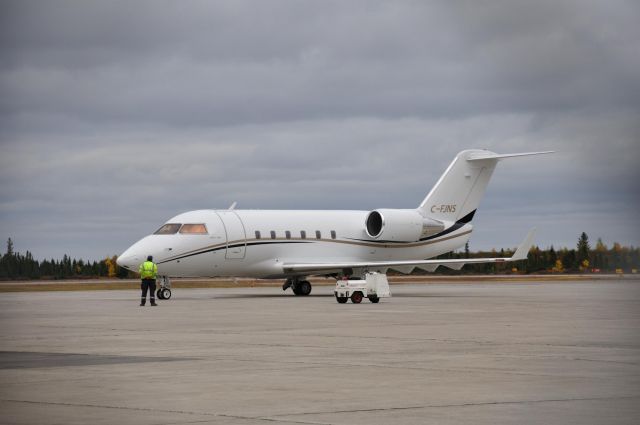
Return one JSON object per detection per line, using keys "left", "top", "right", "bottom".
{"left": 1, "top": 1, "right": 638, "bottom": 260}
{"left": 4, "top": 1, "right": 639, "bottom": 130}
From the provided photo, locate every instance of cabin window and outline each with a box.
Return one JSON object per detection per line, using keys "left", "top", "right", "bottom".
{"left": 255, "top": 230, "right": 261, "bottom": 239}
{"left": 315, "top": 230, "right": 321, "bottom": 239}
{"left": 179, "top": 223, "right": 208, "bottom": 234}
{"left": 270, "top": 230, "right": 276, "bottom": 239}
{"left": 285, "top": 230, "right": 291, "bottom": 239}
{"left": 331, "top": 230, "right": 337, "bottom": 239}
{"left": 300, "top": 230, "right": 306, "bottom": 239}
{"left": 154, "top": 223, "right": 181, "bottom": 235}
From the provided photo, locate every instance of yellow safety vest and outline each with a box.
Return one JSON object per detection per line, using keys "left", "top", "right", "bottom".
{"left": 139, "top": 261, "right": 157, "bottom": 279}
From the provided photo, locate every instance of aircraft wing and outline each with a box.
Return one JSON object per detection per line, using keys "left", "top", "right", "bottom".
{"left": 282, "top": 229, "right": 536, "bottom": 275}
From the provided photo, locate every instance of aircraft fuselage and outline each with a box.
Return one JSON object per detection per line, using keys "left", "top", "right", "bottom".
{"left": 117, "top": 209, "right": 471, "bottom": 279}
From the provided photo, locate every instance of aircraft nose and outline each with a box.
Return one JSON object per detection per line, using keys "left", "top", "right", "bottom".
{"left": 117, "top": 236, "right": 157, "bottom": 271}
{"left": 116, "top": 248, "right": 141, "bottom": 271}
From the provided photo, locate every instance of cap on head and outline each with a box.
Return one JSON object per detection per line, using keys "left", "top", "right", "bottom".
{"left": 147, "top": 255, "right": 153, "bottom": 261}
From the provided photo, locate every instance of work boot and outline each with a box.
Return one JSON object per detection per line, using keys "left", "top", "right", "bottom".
{"left": 140, "top": 298, "right": 145, "bottom": 306}
{"left": 150, "top": 300, "right": 157, "bottom": 306}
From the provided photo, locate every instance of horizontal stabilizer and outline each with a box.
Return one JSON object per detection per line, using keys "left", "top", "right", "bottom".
{"left": 467, "top": 151, "right": 554, "bottom": 161}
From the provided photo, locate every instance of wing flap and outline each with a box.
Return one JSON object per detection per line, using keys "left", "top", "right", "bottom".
{"left": 417, "top": 264, "right": 438, "bottom": 272}
{"left": 392, "top": 265, "right": 416, "bottom": 274}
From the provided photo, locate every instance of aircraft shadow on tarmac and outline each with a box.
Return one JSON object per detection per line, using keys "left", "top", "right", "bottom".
{"left": 0, "top": 351, "right": 192, "bottom": 370}
{"left": 182, "top": 292, "right": 490, "bottom": 300}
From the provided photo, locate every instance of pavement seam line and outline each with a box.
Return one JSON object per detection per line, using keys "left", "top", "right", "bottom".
{"left": 1, "top": 398, "right": 335, "bottom": 425}
{"left": 0, "top": 398, "right": 271, "bottom": 423}
{"left": 265, "top": 395, "right": 640, "bottom": 418}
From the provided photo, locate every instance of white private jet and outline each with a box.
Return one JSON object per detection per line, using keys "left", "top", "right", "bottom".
{"left": 117, "top": 149, "right": 552, "bottom": 298}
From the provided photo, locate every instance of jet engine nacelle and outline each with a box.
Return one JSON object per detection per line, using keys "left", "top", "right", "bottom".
{"left": 365, "top": 209, "right": 445, "bottom": 242}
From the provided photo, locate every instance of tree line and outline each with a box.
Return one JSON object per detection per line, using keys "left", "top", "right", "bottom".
{"left": 0, "top": 233, "right": 638, "bottom": 280}
{"left": 0, "top": 238, "right": 135, "bottom": 280}
{"left": 434, "top": 232, "right": 639, "bottom": 274}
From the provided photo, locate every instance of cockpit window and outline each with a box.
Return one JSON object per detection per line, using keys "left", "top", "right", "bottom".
{"left": 179, "top": 223, "right": 208, "bottom": 234}
{"left": 154, "top": 223, "right": 181, "bottom": 235}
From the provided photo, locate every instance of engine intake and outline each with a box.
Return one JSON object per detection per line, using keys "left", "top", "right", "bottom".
{"left": 365, "top": 211, "right": 384, "bottom": 237}
{"left": 365, "top": 209, "right": 446, "bottom": 242}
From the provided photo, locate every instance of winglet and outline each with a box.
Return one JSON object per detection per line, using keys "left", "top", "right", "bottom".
{"left": 511, "top": 228, "right": 536, "bottom": 261}
{"left": 228, "top": 201, "right": 237, "bottom": 210}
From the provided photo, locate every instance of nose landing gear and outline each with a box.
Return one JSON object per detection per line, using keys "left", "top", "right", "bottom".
{"left": 156, "top": 276, "right": 172, "bottom": 300}
{"left": 157, "top": 287, "right": 171, "bottom": 300}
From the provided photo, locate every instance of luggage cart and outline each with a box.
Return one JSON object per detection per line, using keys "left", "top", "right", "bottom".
{"left": 334, "top": 272, "right": 391, "bottom": 304}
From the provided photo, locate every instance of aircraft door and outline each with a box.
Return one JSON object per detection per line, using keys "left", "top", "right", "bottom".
{"left": 215, "top": 211, "right": 247, "bottom": 259}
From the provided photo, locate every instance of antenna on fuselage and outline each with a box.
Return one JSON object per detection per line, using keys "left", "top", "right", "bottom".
{"left": 228, "top": 201, "right": 237, "bottom": 210}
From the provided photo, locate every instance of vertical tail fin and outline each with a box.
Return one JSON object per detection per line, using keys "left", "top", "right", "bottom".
{"left": 418, "top": 150, "right": 553, "bottom": 222}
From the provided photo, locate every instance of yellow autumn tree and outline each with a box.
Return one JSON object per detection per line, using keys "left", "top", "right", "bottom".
{"left": 104, "top": 256, "right": 116, "bottom": 278}
{"left": 552, "top": 259, "right": 564, "bottom": 273}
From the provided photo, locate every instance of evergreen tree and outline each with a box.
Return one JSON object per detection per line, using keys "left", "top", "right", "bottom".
{"left": 577, "top": 232, "right": 590, "bottom": 265}
{"left": 6, "top": 238, "right": 14, "bottom": 257}
{"left": 548, "top": 245, "right": 557, "bottom": 268}
{"left": 563, "top": 249, "right": 576, "bottom": 271}
{"left": 3, "top": 238, "right": 16, "bottom": 278}
{"left": 527, "top": 246, "right": 543, "bottom": 273}
{"left": 594, "top": 238, "right": 607, "bottom": 269}
{"left": 612, "top": 242, "right": 623, "bottom": 269}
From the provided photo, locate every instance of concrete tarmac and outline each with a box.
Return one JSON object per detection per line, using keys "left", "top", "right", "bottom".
{"left": 1, "top": 280, "right": 639, "bottom": 424}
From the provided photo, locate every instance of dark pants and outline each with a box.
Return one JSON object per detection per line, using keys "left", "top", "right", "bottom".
{"left": 140, "top": 279, "right": 156, "bottom": 305}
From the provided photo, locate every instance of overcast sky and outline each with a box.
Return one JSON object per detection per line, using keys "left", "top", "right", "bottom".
{"left": 1, "top": 0, "right": 639, "bottom": 261}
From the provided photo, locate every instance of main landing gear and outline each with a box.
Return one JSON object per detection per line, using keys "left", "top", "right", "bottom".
{"left": 282, "top": 278, "right": 312, "bottom": 296}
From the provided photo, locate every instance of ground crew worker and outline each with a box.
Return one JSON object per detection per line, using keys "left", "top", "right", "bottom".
{"left": 139, "top": 255, "right": 158, "bottom": 306}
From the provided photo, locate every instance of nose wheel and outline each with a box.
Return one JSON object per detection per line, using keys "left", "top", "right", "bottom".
{"left": 156, "top": 276, "right": 172, "bottom": 300}
{"left": 156, "top": 288, "right": 171, "bottom": 300}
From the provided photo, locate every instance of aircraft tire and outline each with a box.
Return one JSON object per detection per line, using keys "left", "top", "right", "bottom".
{"left": 298, "top": 281, "right": 312, "bottom": 296}
{"left": 156, "top": 289, "right": 164, "bottom": 300}
{"left": 369, "top": 296, "right": 380, "bottom": 303}
{"left": 351, "top": 291, "right": 363, "bottom": 304}
{"left": 336, "top": 296, "right": 348, "bottom": 303}
{"left": 161, "top": 288, "right": 171, "bottom": 300}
